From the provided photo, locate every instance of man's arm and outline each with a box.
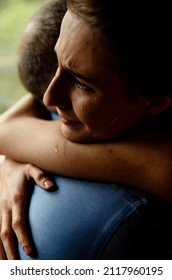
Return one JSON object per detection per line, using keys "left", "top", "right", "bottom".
{"left": 0, "top": 94, "right": 171, "bottom": 201}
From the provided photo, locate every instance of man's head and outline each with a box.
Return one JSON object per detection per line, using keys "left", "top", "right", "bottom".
{"left": 18, "top": 0, "right": 66, "bottom": 102}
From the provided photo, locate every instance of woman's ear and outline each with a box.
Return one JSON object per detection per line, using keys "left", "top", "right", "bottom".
{"left": 147, "top": 94, "right": 172, "bottom": 116}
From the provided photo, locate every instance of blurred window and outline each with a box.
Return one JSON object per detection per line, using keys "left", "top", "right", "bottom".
{"left": 0, "top": 0, "right": 41, "bottom": 113}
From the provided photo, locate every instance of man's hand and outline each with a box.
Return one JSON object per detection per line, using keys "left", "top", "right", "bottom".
{"left": 0, "top": 157, "right": 55, "bottom": 259}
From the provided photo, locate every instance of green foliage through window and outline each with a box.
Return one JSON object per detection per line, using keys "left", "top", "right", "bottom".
{"left": 0, "top": 0, "right": 42, "bottom": 113}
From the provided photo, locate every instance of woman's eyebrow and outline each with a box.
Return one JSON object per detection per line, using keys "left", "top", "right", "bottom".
{"left": 54, "top": 43, "right": 95, "bottom": 85}
{"left": 66, "top": 67, "right": 94, "bottom": 84}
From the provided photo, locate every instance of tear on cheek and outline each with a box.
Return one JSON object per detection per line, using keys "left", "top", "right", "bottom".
{"left": 108, "top": 115, "right": 120, "bottom": 126}
{"left": 54, "top": 145, "right": 59, "bottom": 153}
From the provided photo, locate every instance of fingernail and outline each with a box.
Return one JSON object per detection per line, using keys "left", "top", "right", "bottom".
{"left": 43, "top": 179, "right": 54, "bottom": 188}
{"left": 23, "top": 246, "right": 32, "bottom": 256}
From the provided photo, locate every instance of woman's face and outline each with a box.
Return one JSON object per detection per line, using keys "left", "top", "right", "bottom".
{"left": 44, "top": 10, "right": 148, "bottom": 142}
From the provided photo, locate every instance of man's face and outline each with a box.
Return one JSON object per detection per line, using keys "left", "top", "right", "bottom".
{"left": 44, "top": 11, "right": 148, "bottom": 142}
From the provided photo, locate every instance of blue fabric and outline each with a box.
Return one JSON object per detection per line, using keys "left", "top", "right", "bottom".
{"left": 18, "top": 112, "right": 172, "bottom": 259}
{"left": 19, "top": 177, "right": 151, "bottom": 259}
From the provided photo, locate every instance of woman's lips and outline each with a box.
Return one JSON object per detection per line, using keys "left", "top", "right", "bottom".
{"left": 60, "top": 116, "right": 80, "bottom": 125}
{"left": 60, "top": 116, "right": 70, "bottom": 124}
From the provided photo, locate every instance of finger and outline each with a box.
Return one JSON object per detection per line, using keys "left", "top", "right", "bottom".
{"left": 12, "top": 202, "right": 33, "bottom": 257}
{"left": 0, "top": 239, "right": 6, "bottom": 260}
{"left": 0, "top": 155, "right": 5, "bottom": 166}
{"left": 1, "top": 209, "right": 18, "bottom": 260}
{"left": 27, "top": 164, "right": 55, "bottom": 190}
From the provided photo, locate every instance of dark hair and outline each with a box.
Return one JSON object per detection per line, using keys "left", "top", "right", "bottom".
{"left": 18, "top": 0, "right": 66, "bottom": 101}
{"left": 67, "top": 0, "right": 172, "bottom": 97}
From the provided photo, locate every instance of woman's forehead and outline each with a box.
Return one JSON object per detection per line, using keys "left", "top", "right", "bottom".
{"left": 55, "top": 11, "right": 114, "bottom": 80}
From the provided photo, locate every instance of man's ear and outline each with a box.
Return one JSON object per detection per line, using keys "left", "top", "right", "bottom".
{"left": 147, "top": 94, "right": 172, "bottom": 115}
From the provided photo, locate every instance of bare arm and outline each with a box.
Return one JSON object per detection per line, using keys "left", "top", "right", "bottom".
{"left": 0, "top": 94, "right": 171, "bottom": 201}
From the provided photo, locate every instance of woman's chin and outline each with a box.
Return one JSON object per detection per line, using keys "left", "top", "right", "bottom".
{"left": 60, "top": 123, "right": 97, "bottom": 143}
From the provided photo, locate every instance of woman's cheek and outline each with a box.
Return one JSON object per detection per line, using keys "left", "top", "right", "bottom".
{"left": 74, "top": 97, "right": 92, "bottom": 122}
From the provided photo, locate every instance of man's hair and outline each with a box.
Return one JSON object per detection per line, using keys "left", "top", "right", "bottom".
{"left": 18, "top": 0, "right": 66, "bottom": 102}
{"left": 67, "top": 0, "right": 172, "bottom": 97}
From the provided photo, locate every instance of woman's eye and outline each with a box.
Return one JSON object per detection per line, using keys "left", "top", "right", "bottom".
{"left": 75, "top": 79, "right": 91, "bottom": 91}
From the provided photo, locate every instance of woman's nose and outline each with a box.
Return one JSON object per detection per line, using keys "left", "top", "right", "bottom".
{"left": 43, "top": 68, "right": 71, "bottom": 109}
